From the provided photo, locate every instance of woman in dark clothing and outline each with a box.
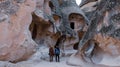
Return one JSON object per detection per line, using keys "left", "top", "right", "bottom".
{"left": 49, "top": 47, "right": 54, "bottom": 62}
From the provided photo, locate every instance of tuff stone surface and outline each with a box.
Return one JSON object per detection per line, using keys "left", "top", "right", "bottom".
{"left": 0, "top": 0, "right": 37, "bottom": 62}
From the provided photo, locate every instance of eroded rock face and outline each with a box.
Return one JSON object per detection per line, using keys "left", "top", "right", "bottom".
{"left": 30, "top": 0, "right": 120, "bottom": 66}
{"left": 69, "top": 0, "right": 120, "bottom": 66}
{"left": 95, "top": 34, "right": 120, "bottom": 56}
{"left": 0, "top": 0, "right": 119, "bottom": 67}
{"left": 0, "top": 0, "right": 37, "bottom": 62}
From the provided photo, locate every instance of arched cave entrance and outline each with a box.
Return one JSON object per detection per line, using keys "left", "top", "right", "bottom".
{"left": 69, "top": 13, "right": 85, "bottom": 31}
{"left": 29, "top": 12, "right": 61, "bottom": 46}
{"left": 29, "top": 13, "right": 38, "bottom": 40}
{"left": 73, "top": 42, "right": 79, "bottom": 50}
{"left": 29, "top": 13, "right": 53, "bottom": 45}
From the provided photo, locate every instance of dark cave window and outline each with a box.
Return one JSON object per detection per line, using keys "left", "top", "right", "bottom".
{"left": 73, "top": 43, "right": 78, "bottom": 50}
{"left": 70, "top": 22, "right": 75, "bottom": 29}
{"left": 49, "top": 1, "right": 54, "bottom": 10}
{"left": 32, "top": 24, "right": 37, "bottom": 40}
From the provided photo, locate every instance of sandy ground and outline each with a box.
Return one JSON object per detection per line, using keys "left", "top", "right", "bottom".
{"left": 15, "top": 56, "right": 77, "bottom": 67}
{"left": 1, "top": 46, "right": 120, "bottom": 67}
{"left": 33, "top": 57, "right": 76, "bottom": 67}
{"left": 15, "top": 46, "right": 78, "bottom": 67}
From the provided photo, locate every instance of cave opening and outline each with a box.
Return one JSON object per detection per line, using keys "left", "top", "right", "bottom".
{"left": 29, "top": 13, "right": 38, "bottom": 41}
{"left": 49, "top": 1, "right": 55, "bottom": 10}
{"left": 31, "top": 23, "right": 37, "bottom": 40}
{"left": 69, "top": 13, "right": 86, "bottom": 31}
{"left": 70, "top": 22, "right": 75, "bottom": 29}
{"left": 73, "top": 42, "right": 79, "bottom": 50}
{"left": 29, "top": 13, "right": 55, "bottom": 45}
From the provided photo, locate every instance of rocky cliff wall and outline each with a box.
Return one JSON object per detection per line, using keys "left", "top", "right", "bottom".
{"left": 0, "top": 0, "right": 37, "bottom": 62}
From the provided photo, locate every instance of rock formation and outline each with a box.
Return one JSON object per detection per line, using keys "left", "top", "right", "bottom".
{"left": 69, "top": 0, "right": 120, "bottom": 66}
{"left": 32, "top": 0, "right": 120, "bottom": 66}
{"left": 0, "top": 0, "right": 120, "bottom": 67}
{"left": 0, "top": 0, "right": 37, "bottom": 62}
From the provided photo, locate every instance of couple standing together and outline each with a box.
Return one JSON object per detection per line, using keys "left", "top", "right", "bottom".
{"left": 49, "top": 46, "right": 60, "bottom": 62}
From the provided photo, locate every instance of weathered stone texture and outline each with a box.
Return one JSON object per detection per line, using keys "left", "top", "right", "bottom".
{"left": 0, "top": 0, "right": 37, "bottom": 62}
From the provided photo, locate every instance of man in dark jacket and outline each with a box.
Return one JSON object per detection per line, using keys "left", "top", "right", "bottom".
{"left": 54, "top": 46, "right": 60, "bottom": 62}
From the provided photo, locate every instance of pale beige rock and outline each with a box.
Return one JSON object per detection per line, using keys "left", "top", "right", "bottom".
{"left": 0, "top": 0, "right": 37, "bottom": 62}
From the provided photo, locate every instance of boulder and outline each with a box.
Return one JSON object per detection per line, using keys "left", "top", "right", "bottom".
{"left": 0, "top": 0, "right": 37, "bottom": 62}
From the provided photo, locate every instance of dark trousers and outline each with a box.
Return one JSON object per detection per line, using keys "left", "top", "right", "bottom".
{"left": 50, "top": 55, "right": 53, "bottom": 62}
{"left": 55, "top": 54, "right": 60, "bottom": 62}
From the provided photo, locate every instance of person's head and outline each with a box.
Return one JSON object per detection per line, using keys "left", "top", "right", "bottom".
{"left": 55, "top": 46, "right": 58, "bottom": 48}
{"left": 49, "top": 45, "right": 53, "bottom": 48}
{"left": 52, "top": 46, "right": 54, "bottom": 48}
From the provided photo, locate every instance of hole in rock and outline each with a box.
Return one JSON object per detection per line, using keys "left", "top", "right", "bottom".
{"left": 49, "top": 1, "right": 54, "bottom": 10}
{"left": 29, "top": 13, "right": 51, "bottom": 44}
{"left": 69, "top": 13, "right": 85, "bottom": 31}
{"left": 73, "top": 42, "right": 79, "bottom": 50}
{"left": 70, "top": 22, "right": 75, "bottom": 29}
